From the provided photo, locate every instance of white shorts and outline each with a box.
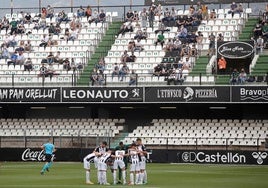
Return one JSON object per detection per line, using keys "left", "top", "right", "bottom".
{"left": 94, "top": 157, "right": 99, "bottom": 168}
{"left": 113, "top": 160, "right": 125, "bottom": 170}
{"left": 139, "top": 161, "right": 146, "bottom": 170}
{"left": 98, "top": 162, "right": 107, "bottom": 171}
{"left": 130, "top": 163, "right": 140, "bottom": 172}
{"left": 83, "top": 158, "right": 90, "bottom": 170}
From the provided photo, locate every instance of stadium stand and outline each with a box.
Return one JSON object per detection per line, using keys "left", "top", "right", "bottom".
{"left": 123, "top": 119, "right": 268, "bottom": 147}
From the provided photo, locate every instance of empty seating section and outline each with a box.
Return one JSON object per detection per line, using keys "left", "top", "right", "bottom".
{"left": 104, "top": 8, "right": 247, "bottom": 86}
{"left": 0, "top": 12, "right": 116, "bottom": 86}
{"left": 0, "top": 118, "right": 125, "bottom": 137}
{"left": 123, "top": 119, "right": 268, "bottom": 146}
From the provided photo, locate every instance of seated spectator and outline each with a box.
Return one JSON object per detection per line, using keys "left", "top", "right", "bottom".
{"left": 57, "top": 10, "right": 70, "bottom": 24}
{"left": 41, "top": 7, "right": 47, "bottom": 18}
{"left": 120, "top": 50, "right": 129, "bottom": 63}
{"left": 134, "top": 28, "right": 143, "bottom": 40}
{"left": 24, "top": 58, "right": 33, "bottom": 71}
{"left": 39, "top": 34, "right": 50, "bottom": 48}
{"left": 165, "top": 39, "right": 174, "bottom": 52}
{"left": 133, "top": 11, "right": 139, "bottom": 22}
{"left": 47, "top": 64, "right": 57, "bottom": 79}
{"left": 126, "top": 51, "right": 137, "bottom": 62}
{"left": 209, "top": 9, "right": 216, "bottom": 20}
{"left": 54, "top": 51, "right": 63, "bottom": 64}
{"left": 77, "top": 6, "right": 85, "bottom": 18}
{"left": 230, "top": 68, "right": 239, "bottom": 85}
{"left": 201, "top": 4, "right": 208, "bottom": 20}
{"left": 217, "top": 33, "right": 224, "bottom": 42}
{"left": 7, "top": 51, "right": 18, "bottom": 67}
{"left": 238, "top": 68, "right": 247, "bottom": 84}
{"left": 38, "top": 63, "right": 48, "bottom": 77}
{"left": 262, "top": 22, "right": 268, "bottom": 40}
{"left": 112, "top": 63, "right": 119, "bottom": 78}
{"left": 176, "top": 15, "right": 185, "bottom": 28}
{"left": 85, "top": 6, "right": 92, "bottom": 21}
{"left": 47, "top": 52, "right": 54, "bottom": 64}
{"left": 24, "top": 12, "right": 32, "bottom": 24}
{"left": 46, "top": 5, "right": 54, "bottom": 19}
{"left": 39, "top": 18, "right": 47, "bottom": 31}
{"left": 129, "top": 70, "right": 137, "bottom": 86}
{"left": 228, "top": 2, "right": 238, "bottom": 17}
{"left": 67, "top": 28, "right": 79, "bottom": 42}
{"left": 89, "top": 9, "right": 99, "bottom": 24}
{"left": 153, "top": 64, "right": 162, "bottom": 76}
{"left": 8, "top": 33, "right": 18, "bottom": 47}
{"left": 1, "top": 17, "right": 10, "bottom": 33}
{"left": 126, "top": 9, "right": 134, "bottom": 22}
{"left": 185, "top": 15, "right": 194, "bottom": 30}
{"left": 98, "top": 9, "right": 106, "bottom": 22}
{"left": 155, "top": 21, "right": 170, "bottom": 34}
{"left": 173, "top": 38, "right": 182, "bottom": 51}
{"left": 155, "top": 31, "right": 165, "bottom": 48}
{"left": 15, "top": 40, "right": 25, "bottom": 52}
{"left": 17, "top": 51, "right": 25, "bottom": 66}
{"left": 1, "top": 46, "right": 10, "bottom": 62}
{"left": 63, "top": 58, "right": 71, "bottom": 71}
{"left": 95, "top": 57, "right": 105, "bottom": 73}
{"left": 48, "top": 23, "right": 56, "bottom": 34}
{"left": 119, "top": 63, "right": 130, "bottom": 81}
{"left": 128, "top": 39, "right": 135, "bottom": 52}
{"left": 177, "top": 25, "right": 188, "bottom": 39}
{"left": 134, "top": 39, "right": 144, "bottom": 52}
{"left": 236, "top": 3, "right": 243, "bottom": 14}
{"left": 24, "top": 40, "right": 32, "bottom": 52}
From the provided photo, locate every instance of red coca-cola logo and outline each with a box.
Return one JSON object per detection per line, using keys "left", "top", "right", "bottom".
{"left": 21, "top": 148, "right": 46, "bottom": 161}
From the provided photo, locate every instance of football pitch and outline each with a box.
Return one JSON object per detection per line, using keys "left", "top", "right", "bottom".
{"left": 1, "top": 162, "right": 268, "bottom": 188}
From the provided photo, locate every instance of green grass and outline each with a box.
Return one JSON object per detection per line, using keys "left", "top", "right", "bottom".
{"left": 1, "top": 162, "right": 268, "bottom": 188}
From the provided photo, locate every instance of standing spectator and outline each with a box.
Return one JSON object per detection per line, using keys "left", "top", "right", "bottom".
{"left": 140, "top": 8, "right": 148, "bottom": 28}
{"left": 217, "top": 56, "right": 227, "bottom": 74}
{"left": 254, "top": 24, "right": 263, "bottom": 39}
{"left": 77, "top": 6, "right": 85, "bottom": 18}
{"left": 24, "top": 58, "right": 33, "bottom": 71}
{"left": 148, "top": 7, "right": 155, "bottom": 28}
{"left": 256, "top": 36, "right": 264, "bottom": 54}
{"left": 9, "top": 18, "right": 18, "bottom": 35}
{"left": 207, "top": 33, "right": 215, "bottom": 56}
{"left": 155, "top": 31, "right": 165, "bottom": 48}
{"left": 129, "top": 70, "right": 137, "bottom": 86}
{"left": 196, "top": 31, "right": 203, "bottom": 56}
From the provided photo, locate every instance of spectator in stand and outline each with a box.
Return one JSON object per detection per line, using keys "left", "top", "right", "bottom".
{"left": 24, "top": 40, "right": 32, "bottom": 52}
{"left": 217, "top": 33, "right": 224, "bottom": 42}
{"left": 134, "top": 27, "right": 143, "bottom": 40}
{"left": 24, "top": 58, "right": 33, "bottom": 71}
{"left": 128, "top": 39, "right": 135, "bottom": 52}
{"left": 189, "top": 5, "right": 195, "bottom": 15}
{"left": 133, "top": 11, "right": 139, "bottom": 22}
{"left": 67, "top": 28, "right": 79, "bottom": 42}
{"left": 129, "top": 70, "right": 137, "bottom": 86}
{"left": 155, "top": 21, "right": 170, "bottom": 34}
{"left": 155, "top": 31, "right": 165, "bottom": 48}
{"left": 165, "top": 38, "right": 174, "bottom": 52}
{"left": 201, "top": 4, "right": 208, "bottom": 20}
{"left": 95, "top": 57, "right": 105, "bottom": 74}
{"left": 1, "top": 46, "right": 9, "bottom": 62}
{"left": 39, "top": 34, "right": 50, "bottom": 48}
{"left": 134, "top": 39, "right": 144, "bottom": 52}
{"left": 119, "top": 63, "right": 130, "bottom": 81}
{"left": 47, "top": 64, "right": 56, "bottom": 79}
{"left": 228, "top": 2, "right": 238, "bottom": 17}
{"left": 41, "top": 7, "right": 47, "bottom": 18}
{"left": 47, "top": 52, "right": 54, "bottom": 64}
{"left": 17, "top": 50, "right": 25, "bottom": 66}
{"left": 127, "top": 51, "right": 137, "bottom": 62}
{"left": 177, "top": 25, "right": 188, "bottom": 39}
{"left": 54, "top": 51, "right": 63, "bottom": 64}
{"left": 230, "top": 68, "right": 239, "bottom": 85}
{"left": 77, "top": 6, "right": 85, "bottom": 18}
{"left": 17, "top": 24, "right": 25, "bottom": 34}
{"left": 148, "top": 7, "right": 155, "bottom": 28}
{"left": 196, "top": 1, "right": 202, "bottom": 11}
{"left": 236, "top": 3, "right": 243, "bottom": 15}
{"left": 0, "top": 17, "right": 10, "bottom": 33}
{"left": 90, "top": 68, "right": 98, "bottom": 86}
{"left": 84, "top": 6, "right": 91, "bottom": 21}
{"left": 7, "top": 51, "right": 18, "bottom": 67}
{"left": 46, "top": 5, "right": 54, "bottom": 19}
{"left": 256, "top": 36, "right": 264, "bottom": 54}
{"left": 10, "top": 18, "right": 18, "bottom": 35}
{"left": 90, "top": 9, "right": 99, "bottom": 24}
{"left": 57, "top": 10, "right": 70, "bottom": 24}
{"left": 120, "top": 50, "right": 130, "bottom": 63}
{"left": 210, "top": 9, "right": 216, "bottom": 20}
{"left": 238, "top": 68, "right": 247, "bottom": 84}
{"left": 217, "top": 56, "right": 227, "bottom": 74}
{"left": 126, "top": 10, "right": 134, "bottom": 22}
{"left": 24, "top": 12, "right": 32, "bottom": 24}
{"left": 176, "top": 15, "right": 185, "bottom": 28}
{"left": 98, "top": 10, "right": 106, "bottom": 23}
{"left": 38, "top": 63, "right": 48, "bottom": 77}
{"left": 262, "top": 22, "right": 268, "bottom": 40}
{"left": 112, "top": 63, "right": 119, "bottom": 78}
{"left": 207, "top": 33, "right": 215, "bottom": 56}
{"left": 140, "top": 8, "right": 148, "bottom": 28}
{"left": 173, "top": 38, "right": 182, "bottom": 52}
{"left": 254, "top": 24, "right": 263, "bottom": 39}
{"left": 63, "top": 58, "right": 71, "bottom": 71}
{"left": 117, "top": 22, "right": 133, "bottom": 36}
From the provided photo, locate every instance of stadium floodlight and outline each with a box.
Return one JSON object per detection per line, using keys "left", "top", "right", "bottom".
{"left": 160, "top": 107, "right": 177, "bottom": 109}
{"left": 120, "top": 107, "right": 134, "bottom": 109}
{"left": 209, "top": 106, "right": 227, "bottom": 110}
{"left": 68, "top": 106, "right": 85, "bottom": 109}
{"left": 30, "top": 107, "right": 46, "bottom": 110}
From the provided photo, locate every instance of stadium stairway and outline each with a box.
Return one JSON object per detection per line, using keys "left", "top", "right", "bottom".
{"left": 189, "top": 56, "right": 209, "bottom": 76}
{"left": 251, "top": 54, "right": 268, "bottom": 76}
{"left": 77, "top": 21, "right": 123, "bottom": 85}
{"left": 238, "top": 17, "right": 259, "bottom": 41}
{"left": 215, "top": 17, "right": 259, "bottom": 85}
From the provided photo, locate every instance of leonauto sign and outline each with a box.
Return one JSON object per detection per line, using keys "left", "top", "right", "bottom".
{"left": 217, "top": 41, "right": 254, "bottom": 59}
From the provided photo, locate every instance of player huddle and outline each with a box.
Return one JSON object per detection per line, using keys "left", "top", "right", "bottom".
{"left": 83, "top": 138, "right": 148, "bottom": 185}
